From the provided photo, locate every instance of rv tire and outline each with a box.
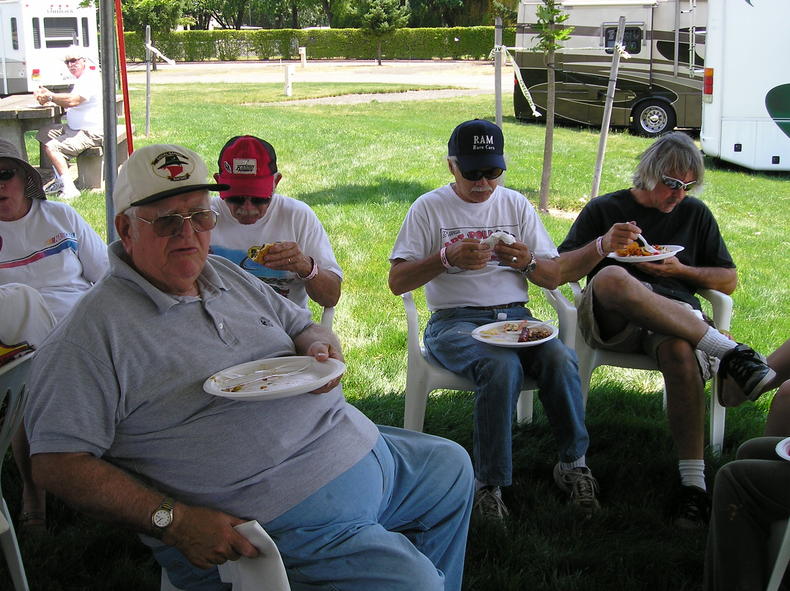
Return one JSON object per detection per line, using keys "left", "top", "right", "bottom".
{"left": 630, "top": 101, "right": 676, "bottom": 137}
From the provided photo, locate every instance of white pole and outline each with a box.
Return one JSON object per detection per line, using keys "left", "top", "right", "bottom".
{"left": 100, "top": 0, "right": 118, "bottom": 241}
{"left": 299, "top": 46, "right": 306, "bottom": 68}
{"left": 284, "top": 65, "right": 294, "bottom": 96}
{"left": 145, "top": 25, "right": 151, "bottom": 137}
{"left": 495, "top": 17, "right": 503, "bottom": 129}
{"left": 590, "top": 16, "right": 625, "bottom": 200}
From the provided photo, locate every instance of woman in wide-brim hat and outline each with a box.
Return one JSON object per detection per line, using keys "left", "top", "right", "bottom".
{"left": 0, "top": 138, "right": 108, "bottom": 532}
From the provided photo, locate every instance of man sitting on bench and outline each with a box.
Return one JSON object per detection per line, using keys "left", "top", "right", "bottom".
{"left": 34, "top": 47, "right": 103, "bottom": 201}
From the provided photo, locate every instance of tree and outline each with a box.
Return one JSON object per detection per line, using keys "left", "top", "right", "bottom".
{"left": 122, "top": 0, "right": 185, "bottom": 33}
{"left": 531, "top": 0, "right": 573, "bottom": 211}
{"left": 362, "top": 0, "right": 410, "bottom": 66}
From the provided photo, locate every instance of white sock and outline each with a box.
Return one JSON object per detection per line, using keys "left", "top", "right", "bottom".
{"left": 559, "top": 455, "right": 587, "bottom": 471}
{"left": 61, "top": 175, "right": 77, "bottom": 190}
{"left": 678, "top": 459, "right": 706, "bottom": 491}
{"left": 696, "top": 326, "right": 737, "bottom": 359}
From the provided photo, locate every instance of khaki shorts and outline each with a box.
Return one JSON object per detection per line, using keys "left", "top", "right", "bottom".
{"left": 576, "top": 275, "right": 714, "bottom": 381}
{"left": 36, "top": 123, "right": 103, "bottom": 158}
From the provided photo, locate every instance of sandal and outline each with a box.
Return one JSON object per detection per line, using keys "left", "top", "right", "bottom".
{"left": 18, "top": 511, "right": 47, "bottom": 531}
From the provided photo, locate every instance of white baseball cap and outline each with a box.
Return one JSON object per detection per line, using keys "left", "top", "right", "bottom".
{"left": 113, "top": 144, "right": 229, "bottom": 213}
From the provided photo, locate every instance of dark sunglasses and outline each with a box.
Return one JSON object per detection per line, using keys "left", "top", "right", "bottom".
{"left": 135, "top": 209, "right": 218, "bottom": 238}
{"left": 460, "top": 167, "right": 504, "bottom": 181}
{"left": 661, "top": 174, "right": 696, "bottom": 191}
{"left": 226, "top": 196, "right": 271, "bottom": 206}
{"left": 64, "top": 58, "right": 82, "bottom": 65}
{"left": 0, "top": 169, "right": 18, "bottom": 181}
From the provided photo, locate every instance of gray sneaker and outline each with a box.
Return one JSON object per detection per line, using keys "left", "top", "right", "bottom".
{"left": 44, "top": 178, "right": 64, "bottom": 194}
{"left": 553, "top": 463, "right": 600, "bottom": 515}
{"left": 718, "top": 344, "right": 776, "bottom": 404}
{"left": 473, "top": 486, "right": 509, "bottom": 521}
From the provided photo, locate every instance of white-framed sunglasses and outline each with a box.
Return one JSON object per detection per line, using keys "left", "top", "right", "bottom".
{"left": 661, "top": 174, "right": 696, "bottom": 191}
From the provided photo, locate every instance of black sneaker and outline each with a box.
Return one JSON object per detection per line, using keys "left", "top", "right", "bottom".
{"left": 553, "top": 463, "right": 601, "bottom": 516}
{"left": 674, "top": 485, "right": 711, "bottom": 530}
{"left": 473, "top": 486, "right": 509, "bottom": 521}
{"left": 718, "top": 344, "right": 776, "bottom": 403}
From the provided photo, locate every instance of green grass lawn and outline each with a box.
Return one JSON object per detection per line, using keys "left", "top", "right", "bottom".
{"left": 5, "top": 82, "right": 790, "bottom": 590}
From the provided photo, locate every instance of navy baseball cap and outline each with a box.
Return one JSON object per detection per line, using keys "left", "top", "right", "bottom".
{"left": 447, "top": 119, "right": 506, "bottom": 172}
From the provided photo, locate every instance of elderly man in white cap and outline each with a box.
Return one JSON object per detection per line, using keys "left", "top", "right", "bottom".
{"left": 34, "top": 46, "right": 103, "bottom": 201}
{"left": 25, "top": 144, "right": 474, "bottom": 591}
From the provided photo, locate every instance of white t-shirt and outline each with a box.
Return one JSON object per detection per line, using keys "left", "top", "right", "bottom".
{"left": 0, "top": 200, "right": 109, "bottom": 321}
{"left": 66, "top": 68, "right": 103, "bottom": 135}
{"left": 209, "top": 195, "right": 343, "bottom": 309}
{"left": 390, "top": 183, "right": 558, "bottom": 310}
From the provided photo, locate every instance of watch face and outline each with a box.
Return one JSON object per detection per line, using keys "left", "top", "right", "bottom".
{"left": 153, "top": 509, "right": 172, "bottom": 528}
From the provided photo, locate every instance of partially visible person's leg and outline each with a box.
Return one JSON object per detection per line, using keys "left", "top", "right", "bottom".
{"left": 765, "top": 380, "right": 790, "bottom": 437}
{"left": 704, "top": 456, "right": 790, "bottom": 591}
{"left": 265, "top": 430, "right": 473, "bottom": 591}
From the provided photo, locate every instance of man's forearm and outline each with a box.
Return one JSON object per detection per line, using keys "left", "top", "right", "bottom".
{"left": 388, "top": 257, "right": 444, "bottom": 296}
{"left": 558, "top": 240, "right": 602, "bottom": 284}
{"left": 305, "top": 269, "right": 341, "bottom": 308}
{"left": 293, "top": 323, "right": 342, "bottom": 358}
{"left": 675, "top": 265, "right": 737, "bottom": 294}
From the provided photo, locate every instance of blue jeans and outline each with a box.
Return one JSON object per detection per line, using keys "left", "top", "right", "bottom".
{"left": 154, "top": 426, "right": 474, "bottom": 591}
{"left": 424, "top": 305, "right": 588, "bottom": 487}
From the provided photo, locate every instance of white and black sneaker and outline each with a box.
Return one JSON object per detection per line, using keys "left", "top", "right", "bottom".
{"left": 718, "top": 344, "right": 776, "bottom": 404}
{"left": 44, "top": 178, "right": 64, "bottom": 195}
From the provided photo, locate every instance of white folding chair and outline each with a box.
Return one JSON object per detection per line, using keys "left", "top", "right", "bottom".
{"left": 0, "top": 352, "right": 35, "bottom": 591}
{"left": 544, "top": 283, "right": 732, "bottom": 454}
{"left": 320, "top": 306, "right": 334, "bottom": 329}
{"left": 400, "top": 289, "right": 575, "bottom": 433}
{"left": 768, "top": 518, "right": 790, "bottom": 591}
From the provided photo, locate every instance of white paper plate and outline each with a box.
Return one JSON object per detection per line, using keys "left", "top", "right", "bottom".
{"left": 204, "top": 356, "right": 345, "bottom": 401}
{"left": 608, "top": 244, "right": 684, "bottom": 263}
{"left": 471, "top": 320, "right": 558, "bottom": 348}
{"left": 776, "top": 437, "right": 790, "bottom": 462}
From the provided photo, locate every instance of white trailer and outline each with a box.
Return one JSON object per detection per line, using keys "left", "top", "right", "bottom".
{"left": 0, "top": 0, "right": 99, "bottom": 95}
{"left": 700, "top": 0, "right": 790, "bottom": 171}
{"left": 514, "top": 0, "right": 707, "bottom": 137}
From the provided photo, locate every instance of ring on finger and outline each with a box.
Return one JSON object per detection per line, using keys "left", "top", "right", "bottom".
{"left": 511, "top": 256, "right": 517, "bottom": 263}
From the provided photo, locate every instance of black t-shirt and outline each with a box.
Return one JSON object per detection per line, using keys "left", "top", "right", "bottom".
{"left": 557, "top": 189, "right": 735, "bottom": 309}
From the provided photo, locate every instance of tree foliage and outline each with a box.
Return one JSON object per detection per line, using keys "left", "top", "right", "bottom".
{"left": 121, "top": 0, "right": 185, "bottom": 33}
{"left": 361, "top": 0, "right": 410, "bottom": 64}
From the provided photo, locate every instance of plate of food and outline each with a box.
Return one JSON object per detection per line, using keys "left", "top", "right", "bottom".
{"left": 607, "top": 243, "right": 684, "bottom": 263}
{"left": 775, "top": 437, "right": 790, "bottom": 462}
{"left": 471, "top": 320, "right": 558, "bottom": 348}
{"left": 203, "top": 356, "right": 345, "bottom": 401}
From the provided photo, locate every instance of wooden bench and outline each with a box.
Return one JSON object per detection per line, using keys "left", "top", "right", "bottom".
{"left": 76, "top": 124, "right": 132, "bottom": 190}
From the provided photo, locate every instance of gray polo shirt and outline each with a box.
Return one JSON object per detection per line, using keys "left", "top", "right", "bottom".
{"left": 26, "top": 241, "right": 378, "bottom": 523}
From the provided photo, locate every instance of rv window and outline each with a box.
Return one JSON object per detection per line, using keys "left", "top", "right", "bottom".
{"left": 11, "top": 18, "right": 18, "bottom": 50}
{"left": 33, "top": 19, "right": 42, "bottom": 49}
{"left": 82, "top": 18, "right": 90, "bottom": 46}
{"left": 604, "top": 26, "right": 643, "bottom": 55}
{"left": 43, "top": 17, "right": 79, "bottom": 48}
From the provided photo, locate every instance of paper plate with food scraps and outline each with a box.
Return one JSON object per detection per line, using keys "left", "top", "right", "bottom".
{"left": 471, "top": 320, "right": 558, "bottom": 348}
{"left": 775, "top": 437, "right": 790, "bottom": 462}
{"left": 204, "top": 356, "right": 346, "bottom": 401}
{"left": 608, "top": 244, "right": 684, "bottom": 263}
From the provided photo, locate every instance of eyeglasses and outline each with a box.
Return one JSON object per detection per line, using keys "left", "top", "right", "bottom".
{"left": 135, "top": 209, "right": 218, "bottom": 237}
{"left": 64, "top": 58, "right": 82, "bottom": 65}
{"left": 0, "top": 169, "right": 18, "bottom": 181}
{"left": 460, "top": 167, "right": 504, "bottom": 181}
{"left": 225, "top": 196, "right": 270, "bottom": 206}
{"left": 661, "top": 175, "right": 696, "bottom": 191}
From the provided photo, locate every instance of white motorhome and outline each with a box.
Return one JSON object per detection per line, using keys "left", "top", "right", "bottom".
{"left": 514, "top": 0, "right": 706, "bottom": 137}
{"left": 0, "top": 0, "right": 98, "bottom": 95}
{"left": 700, "top": 0, "right": 790, "bottom": 171}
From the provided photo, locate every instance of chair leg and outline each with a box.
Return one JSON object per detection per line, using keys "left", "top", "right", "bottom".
{"left": 404, "top": 376, "right": 429, "bottom": 433}
{"left": 709, "top": 376, "right": 726, "bottom": 455}
{"left": 516, "top": 390, "right": 534, "bottom": 425}
{"left": 0, "top": 498, "right": 29, "bottom": 591}
{"left": 577, "top": 354, "right": 594, "bottom": 408}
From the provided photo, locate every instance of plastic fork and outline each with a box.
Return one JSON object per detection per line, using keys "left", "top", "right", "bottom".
{"left": 221, "top": 361, "right": 313, "bottom": 391}
{"left": 636, "top": 234, "right": 660, "bottom": 254}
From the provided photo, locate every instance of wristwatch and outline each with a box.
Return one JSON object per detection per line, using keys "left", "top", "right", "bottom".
{"left": 520, "top": 252, "right": 537, "bottom": 276}
{"left": 151, "top": 497, "right": 175, "bottom": 533}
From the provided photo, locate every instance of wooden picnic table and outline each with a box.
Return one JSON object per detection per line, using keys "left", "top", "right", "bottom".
{"left": 0, "top": 94, "right": 63, "bottom": 166}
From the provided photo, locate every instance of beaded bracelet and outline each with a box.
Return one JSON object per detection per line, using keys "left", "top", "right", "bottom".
{"left": 298, "top": 257, "right": 319, "bottom": 280}
{"left": 595, "top": 236, "right": 606, "bottom": 257}
{"left": 440, "top": 247, "right": 452, "bottom": 270}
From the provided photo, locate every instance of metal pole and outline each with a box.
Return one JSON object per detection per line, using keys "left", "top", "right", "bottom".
{"left": 100, "top": 0, "right": 118, "bottom": 242}
{"left": 590, "top": 16, "right": 625, "bottom": 200}
{"left": 145, "top": 25, "right": 151, "bottom": 136}
{"left": 494, "top": 17, "right": 503, "bottom": 129}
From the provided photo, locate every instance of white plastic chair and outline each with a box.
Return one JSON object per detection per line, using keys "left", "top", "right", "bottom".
{"left": 768, "top": 519, "right": 790, "bottom": 591}
{"left": 544, "top": 283, "right": 732, "bottom": 454}
{"left": 0, "top": 352, "right": 35, "bottom": 591}
{"left": 319, "top": 306, "right": 334, "bottom": 329}
{"left": 400, "top": 289, "right": 576, "bottom": 432}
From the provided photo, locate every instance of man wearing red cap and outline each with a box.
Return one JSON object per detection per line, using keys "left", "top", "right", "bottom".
{"left": 210, "top": 135, "right": 342, "bottom": 309}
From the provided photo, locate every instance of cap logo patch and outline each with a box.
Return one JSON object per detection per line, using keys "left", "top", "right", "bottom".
{"left": 152, "top": 150, "right": 194, "bottom": 182}
{"left": 232, "top": 158, "right": 257, "bottom": 175}
{"left": 472, "top": 135, "right": 495, "bottom": 151}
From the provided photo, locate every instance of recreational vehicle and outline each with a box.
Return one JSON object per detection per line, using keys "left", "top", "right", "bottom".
{"left": 0, "top": 0, "right": 98, "bottom": 95}
{"left": 513, "top": 0, "right": 706, "bottom": 137}
{"left": 700, "top": 0, "right": 790, "bottom": 171}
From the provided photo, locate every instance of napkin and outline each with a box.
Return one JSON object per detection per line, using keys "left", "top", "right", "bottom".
{"left": 218, "top": 520, "right": 290, "bottom": 591}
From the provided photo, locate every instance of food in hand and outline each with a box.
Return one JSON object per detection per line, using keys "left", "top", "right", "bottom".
{"left": 482, "top": 231, "right": 516, "bottom": 248}
{"left": 615, "top": 242, "right": 665, "bottom": 257}
{"left": 518, "top": 325, "right": 553, "bottom": 343}
{"left": 247, "top": 243, "right": 273, "bottom": 264}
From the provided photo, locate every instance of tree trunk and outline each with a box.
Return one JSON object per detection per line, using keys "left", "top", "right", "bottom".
{"left": 291, "top": 0, "right": 299, "bottom": 29}
{"left": 321, "top": 0, "right": 334, "bottom": 27}
{"left": 377, "top": 39, "right": 382, "bottom": 66}
{"left": 539, "top": 46, "right": 556, "bottom": 212}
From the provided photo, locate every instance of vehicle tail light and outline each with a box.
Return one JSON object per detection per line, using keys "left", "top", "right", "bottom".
{"left": 32, "top": 69, "right": 40, "bottom": 79}
{"left": 703, "top": 68, "right": 714, "bottom": 95}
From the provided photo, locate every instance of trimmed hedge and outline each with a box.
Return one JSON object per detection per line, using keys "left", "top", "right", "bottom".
{"left": 123, "top": 27, "right": 517, "bottom": 62}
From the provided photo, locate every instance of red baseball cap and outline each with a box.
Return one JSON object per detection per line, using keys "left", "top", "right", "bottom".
{"left": 215, "top": 135, "right": 278, "bottom": 199}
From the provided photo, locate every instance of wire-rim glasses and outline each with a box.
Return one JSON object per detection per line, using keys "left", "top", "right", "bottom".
{"left": 135, "top": 209, "right": 218, "bottom": 237}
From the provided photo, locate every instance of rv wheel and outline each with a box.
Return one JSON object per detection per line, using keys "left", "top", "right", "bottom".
{"left": 631, "top": 101, "right": 676, "bottom": 137}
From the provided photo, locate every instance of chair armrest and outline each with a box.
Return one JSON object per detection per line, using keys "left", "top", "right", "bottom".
{"left": 542, "top": 288, "right": 577, "bottom": 349}
{"left": 401, "top": 292, "right": 424, "bottom": 358}
{"left": 320, "top": 306, "right": 335, "bottom": 329}
{"left": 697, "top": 289, "right": 733, "bottom": 332}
